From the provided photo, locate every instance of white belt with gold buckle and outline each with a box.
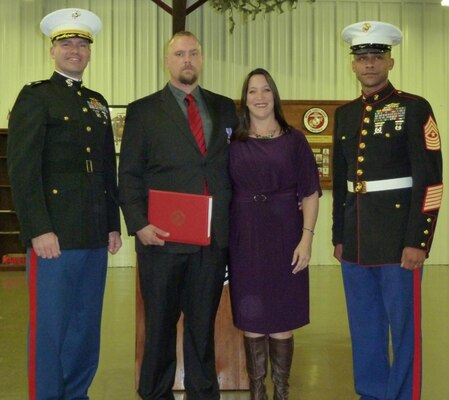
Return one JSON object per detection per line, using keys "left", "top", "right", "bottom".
{"left": 347, "top": 177, "right": 413, "bottom": 193}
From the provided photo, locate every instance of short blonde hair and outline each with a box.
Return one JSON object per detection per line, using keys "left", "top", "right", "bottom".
{"left": 165, "top": 31, "right": 202, "bottom": 56}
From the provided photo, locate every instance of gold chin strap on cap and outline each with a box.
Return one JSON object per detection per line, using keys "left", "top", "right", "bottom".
{"left": 51, "top": 30, "right": 93, "bottom": 43}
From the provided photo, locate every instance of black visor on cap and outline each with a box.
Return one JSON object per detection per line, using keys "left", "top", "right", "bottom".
{"left": 52, "top": 32, "right": 93, "bottom": 43}
{"left": 350, "top": 43, "right": 392, "bottom": 55}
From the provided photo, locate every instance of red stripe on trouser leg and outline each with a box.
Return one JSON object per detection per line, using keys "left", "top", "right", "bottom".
{"left": 28, "top": 249, "right": 38, "bottom": 400}
{"left": 412, "top": 269, "right": 422, "bottom": 400}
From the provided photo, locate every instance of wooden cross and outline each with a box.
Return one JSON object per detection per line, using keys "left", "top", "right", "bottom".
{"left": 152, "top": 0, "right": 209, "bottom": 34}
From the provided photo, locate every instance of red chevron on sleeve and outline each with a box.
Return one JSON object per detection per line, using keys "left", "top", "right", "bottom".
{"left": 423, "top": 116, "right": 441, "bottom": 151}
{"left": 422, "top": 184, "right": 443, "bottom": 212}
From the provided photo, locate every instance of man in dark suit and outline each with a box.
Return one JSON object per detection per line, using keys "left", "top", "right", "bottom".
{"left": 7, "top": 8, "right": 121, "bottom": 400}
{"left": 332, "top": 21, "right": 443, "bottom": 400}
{"left": 118, "top": 31, "right": 238, "bottom": 399}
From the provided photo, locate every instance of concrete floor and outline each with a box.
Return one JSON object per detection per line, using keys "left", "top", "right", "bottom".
{"left": 1, "top": 265, "right": 449, "bottom": 399}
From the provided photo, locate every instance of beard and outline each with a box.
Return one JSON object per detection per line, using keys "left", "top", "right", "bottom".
{"left": 179, "top": 68, "right": 198, "bottom": 85}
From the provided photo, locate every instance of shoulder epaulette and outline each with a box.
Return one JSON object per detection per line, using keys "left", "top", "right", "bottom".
{"left": 336, "top": 97, "right": 360, "bottom": 110}
{"left": 395, "top": 89, "right": 424, "bottom": 101}
{"left": 26, "top": 79, "right": 50, "bottom": 87}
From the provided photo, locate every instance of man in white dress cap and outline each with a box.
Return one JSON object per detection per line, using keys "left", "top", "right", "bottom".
{"left": 332, "top": 21, "right": 443, "bottom": 400}
{"left": 8, "top": 8, "right": 121, "bottom": 400}
{"left": 40, "top": 7, "right": 102, "bottom": 43}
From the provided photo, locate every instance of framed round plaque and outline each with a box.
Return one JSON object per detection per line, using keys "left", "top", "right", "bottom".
{"left": 303, "top": 107, "right": 329, "bottom": 133}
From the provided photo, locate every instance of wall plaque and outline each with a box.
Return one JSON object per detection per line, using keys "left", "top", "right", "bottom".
{"left": 281, "top": 100, "right": 347, "bottom": 190}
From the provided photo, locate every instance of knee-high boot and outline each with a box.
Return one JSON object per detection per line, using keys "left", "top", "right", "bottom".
{"left": 243, "top": 335, "right": 269, "bottom": 400}
{"left": 269, "top": 336, "right": 294, "bottom": 400}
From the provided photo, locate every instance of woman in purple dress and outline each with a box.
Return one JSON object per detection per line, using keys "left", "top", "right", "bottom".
{"left": 229, "top": 68, "right": 321, "bottom": 399}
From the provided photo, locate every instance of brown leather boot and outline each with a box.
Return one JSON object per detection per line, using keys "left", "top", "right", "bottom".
{"left": 243, "top": 335, "right": 269, "bottom": 400}
{"left": 269, "top": 336, "right": 294, "bottom": 400}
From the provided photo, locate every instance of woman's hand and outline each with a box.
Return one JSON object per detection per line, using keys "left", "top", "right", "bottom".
{"left": 291, "top": 234, "right": 313, "bottom": 274}
{"left": 291, "top": 191, "right": 319, "bottom": 273}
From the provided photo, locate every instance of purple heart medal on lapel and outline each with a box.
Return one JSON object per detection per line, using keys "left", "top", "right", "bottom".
{"left": 226, "top": 128, "right": 233, "bottom": 144}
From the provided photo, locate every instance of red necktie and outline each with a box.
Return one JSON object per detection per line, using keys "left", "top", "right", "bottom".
{"left": 185, "top": 94, "right": 206, "bottom": 156}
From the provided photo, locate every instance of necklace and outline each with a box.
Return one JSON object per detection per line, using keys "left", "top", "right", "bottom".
{"left": 250, "top": 127, "right": 281, "bottom": 139}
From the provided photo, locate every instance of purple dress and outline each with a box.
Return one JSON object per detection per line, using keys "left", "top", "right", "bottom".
{"left": 228, "top": 129, "right": 321, "bottom": 333}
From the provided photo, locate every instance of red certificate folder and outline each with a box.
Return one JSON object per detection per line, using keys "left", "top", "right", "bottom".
{"left": 148, "top": 189, "right": 213, "bottom": 246}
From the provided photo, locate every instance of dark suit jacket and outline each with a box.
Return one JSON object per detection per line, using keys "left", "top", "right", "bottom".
{"left": 332, "top": 82, "right": 443, "bottom": 265}
{"left": 118, "top": 84, "right": 238, "bottom": 253}
{"left": 7, "top": 72, "right": 120, "bottom": 248}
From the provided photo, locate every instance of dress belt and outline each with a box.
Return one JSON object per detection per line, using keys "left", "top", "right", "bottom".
{"left": 347, "top": 177, "right": 413, "bottom": 194}
{"left": 233, "top": 191, "right": 297, "bottom": 203}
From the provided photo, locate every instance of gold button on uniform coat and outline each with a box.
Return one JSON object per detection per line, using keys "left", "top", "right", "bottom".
{"left": 332, "top": 82, "right": 443, "bottom": 265}
{"left": 7, "top": 71, "right": 120, "bottom": 248}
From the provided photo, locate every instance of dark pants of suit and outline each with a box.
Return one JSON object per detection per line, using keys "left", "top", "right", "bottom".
{"left": 137, "top": 243, "right": 227, "bottom": 400}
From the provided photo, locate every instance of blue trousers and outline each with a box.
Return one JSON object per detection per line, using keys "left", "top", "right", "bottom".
{"left": 27, "top": 248, "right": 108, "bottom": 400}
{"left": 342, "top": 262, "right": 422, "bottom": 400}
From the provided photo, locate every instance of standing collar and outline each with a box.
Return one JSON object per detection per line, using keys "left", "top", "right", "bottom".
{"left": 51, "top": 71, "right": 83, "bottom": 89}
{"left": 361, "top": 81, "right": 395, "bottom": 104}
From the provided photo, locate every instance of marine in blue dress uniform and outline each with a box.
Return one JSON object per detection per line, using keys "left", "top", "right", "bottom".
{"left": 332, "top": 21, "right": 443, "bottom": 400}
{"left": 7, "top": 8, "right": 121, "bottom": 400}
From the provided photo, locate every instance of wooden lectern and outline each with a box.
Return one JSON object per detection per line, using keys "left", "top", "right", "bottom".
{"left": 135, "top": 266, "right": 249, "bottom": 390}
